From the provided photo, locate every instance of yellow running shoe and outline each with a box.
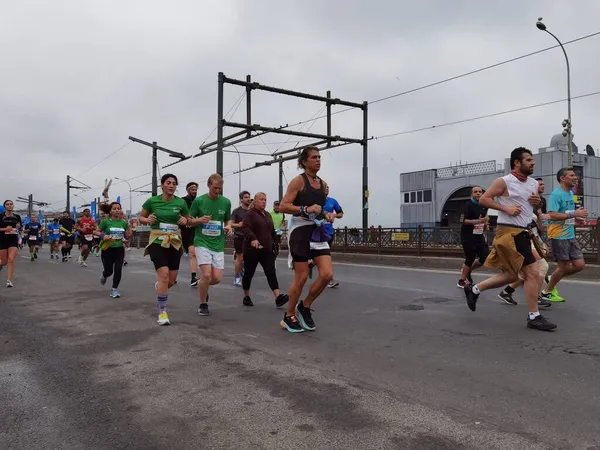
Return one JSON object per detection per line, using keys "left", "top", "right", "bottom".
{"left": 157, "top": 312, "right": 170, "bottom": 326}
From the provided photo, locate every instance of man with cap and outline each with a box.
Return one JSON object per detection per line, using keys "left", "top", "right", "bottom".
{"left": 270, "top": 200, "right": 286, "bottom": 247}
{"left": 181, "top": 181, "right": 199, "bottom": 286}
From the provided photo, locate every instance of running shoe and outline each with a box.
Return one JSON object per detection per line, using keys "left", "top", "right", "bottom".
{"left": 243, "top": 296, "right": 254, "bottom": 307}
{"left": 498, "top": 291, "right": 517, "bottom": 306}
{"left": 234, "top": 277, "right": 242, "bottom": 287}
{"left": 540, "top": 291, "right": 564, "bottom": 303}
{"left": 551, "top": 288, "right": 565, "bottom": 301}
{"left": 527, "top": 315, "right": 557, "bottom": 331}
{"left": 296, "top": 300, "right": 315, "bottom": 331}
{"left": 275, "top": 294, "right": 289, "bottom": 308}
{"left": 157, "top": 312, "right": 170, "bottom": 326}
{"left": 100, "top": 273, "right": 107, "bottom": 285}
{"left": 34, "top": 252, "right": 38, "bottom": 260}
{"left": 464, "top": 285, "right": 479, "bottom": 311}
{"left": 537, "top": 296, "right": 552, "bottom": 308}
{"left": 30, "top": 255, "right": 35, "bottom": 262}
{"left": 110, "top": 288, "right": 121, "bottom": 298}
{"left": 50, "top": 254, "right": 54, "bottom": 260}
{"left": 280, "top": 313, "right": 304, "bottom": 333}
{"left": 328, "top": 280, "right": 340, "bottom": 288}
{"left": 6, "top": 280, "right": 14, "bottom": 288}
{"left": 190, "top": 278, "right": 198, "bottom": 287}
{"left": 198, "top": 303, "right": 210, "bottom": 316}
{"left": 457, "top": 279, "right": 468, "bottom": 289}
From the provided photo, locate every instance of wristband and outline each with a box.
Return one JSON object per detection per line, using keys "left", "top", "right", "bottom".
{"left": 566, "top": 210, "right": 575, "bottom": 218}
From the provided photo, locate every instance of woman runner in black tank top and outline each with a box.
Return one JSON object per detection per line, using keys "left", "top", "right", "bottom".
{"left": 278, "top": 146, "right": 335, "bottom": 333}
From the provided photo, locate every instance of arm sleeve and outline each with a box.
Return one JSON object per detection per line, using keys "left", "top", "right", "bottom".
{"left": 242, "top": 212, "right": 257, "bottom": 242}
{"left": 189, "top": 199, "right": 199, "bottom": 217}
{"left": 98, "top": 220, "right": 107, "bottom": 232}
{"left": 335, "top": 200, "right": 343, "bottom": 213}
{"left": 141, "top": 198, "right": 152, "bottom": 214}
{"left": 180, "top": 200, "right": 190, "bottom": 216}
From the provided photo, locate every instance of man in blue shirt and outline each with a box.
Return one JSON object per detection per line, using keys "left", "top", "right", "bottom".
{"left": 323, "top": 185, "right": 343, "bottom": 288}
{"left": 541, "top": 167, "right": 588, "bottom": 302}
{"left": 47, "top": 218, "right": 61, "bottom": 260}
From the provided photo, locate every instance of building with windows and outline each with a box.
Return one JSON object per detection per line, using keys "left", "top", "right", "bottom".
{"left": 400, "top": 136, "right": 600, "bottom": 227}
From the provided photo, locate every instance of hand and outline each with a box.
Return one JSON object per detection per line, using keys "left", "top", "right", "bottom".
{"left": 251, "top": 240, "right": 260, "bottom": 248}
{"left": 575, "top": 217, "right": 586, "bottom": 225}
{"left": 307, "top": 204, "right": 322, "bottom": 215}
{"left": 103, "top": 235, "right": 111, "bottom": 241}
{"left": 198, "top": 215, "right": 211, "bottom": 225}
{"left": 325, "top": 213, "right": 336, "bottom": 223}
{"left": 147, "top": 214, "right": 157, "bottom": 225}
{"left": 224, "top": 225, "right": 233, "bottom": 237}
{"left": 478, "top": 216, "right": 489, "bottom": 224}
{"left": 528, "top": 193, "right": 541, "bottom": 207}
{"left": 505, "top": 205, "right": 522, "bottom": 217}
{"left": 575, "top": 208, "right": 588, "bottom": 218}
{"left": 5, "top": 226, "right": 13, "bottom": 233}
{"left": 177, "top": 216, "right": 188, "bottom": 226}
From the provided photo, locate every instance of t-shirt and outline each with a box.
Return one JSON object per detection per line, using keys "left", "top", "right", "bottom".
{"left": 59, "top": 218, "right": 74, "bottom": 233}
{"left": 270, "top": 211, "right": 285, "bottom": 230}
{"left": 231, "top": 206, "right": 250, "bottom": 237}
{"left": 460, "top": 200, "right": 487, "bottom": 241}
{"left": 0, "top": 213, "right": 22, "bottom": 235}
{"left": 99, "top": 218, "right": 129, "bottom": 248}
{"left": 323, "top": 197, "right": 342, "bottom": 234}
{"left": 25, "top": 222, "right": 42, "bottom": 241}
{"left": 47, "top": 223, "right": 61, "bottom": 239}
{"left": 180, "top": 195, "right": 197, "bottom": 232}
{"left": 141, "top": 195, "right": 190, "bottom": 245}
{"left": 547, "top": 187, "right": 576, "bottom": 240}
{"left": 189, "top": 194, "right": 232, "bottom": 253}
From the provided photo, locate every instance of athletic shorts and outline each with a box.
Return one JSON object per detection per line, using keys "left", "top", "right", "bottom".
{"left": 147, "top": 243, "right": 183, "bottom": 271}
{"left": 27, "top": 236, "right": 39, "bottom": 247}
{"left": 181, "top": 228, "right": 195, "bottom": 249}
{"left": 513, "top": 230, "right": 536, "bottom": 267}
{"left": 195, "top": 247, "right": 225, "bottom": 270}
{"left": 0, "top": 234, "right": 19, "bottom": 250}
{"left": 289, "top": 225, "right": 331, "bottom": 263}
{"left": 551, "top": 238, "right": 584, "bottom": 262}
{"left": 80, "top": 235, "right": 95, "bottom": 247}
{"left": 461, "top": 237, "right": 489, "bottom": 267}
{"left": 233, "top": 235, "right": 244, "bottom": 254}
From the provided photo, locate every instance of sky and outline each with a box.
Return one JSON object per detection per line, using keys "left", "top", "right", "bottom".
{"left": 1, "top": 0, "right": 600, "bottom": 227}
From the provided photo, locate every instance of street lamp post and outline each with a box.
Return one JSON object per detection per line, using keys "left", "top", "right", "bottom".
{"left": 115, "top": 177, "right": 133, "bottom": 217}
{"left": 536, "top": 17, "right": 573, "bottom": 167}
{"left": 231, "top": 144, "right": 242, "bottom": 194}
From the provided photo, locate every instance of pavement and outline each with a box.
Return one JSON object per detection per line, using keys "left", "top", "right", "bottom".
{"left": 1, "top": 248, "right": 600, "bottom": 450}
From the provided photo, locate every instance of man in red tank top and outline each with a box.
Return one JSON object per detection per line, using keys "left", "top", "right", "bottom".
{"left": 76, "top": 208, "right": 97, "bottom": 267}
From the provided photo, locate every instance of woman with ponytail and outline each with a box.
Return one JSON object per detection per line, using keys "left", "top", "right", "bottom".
{"left": 96, "top": 202, "right": 131, "bottom": 298}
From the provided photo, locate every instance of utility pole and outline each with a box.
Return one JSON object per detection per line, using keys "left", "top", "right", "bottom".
{"left": 66, "top": 175, "right": 91, "bottom": 212}
{"left": 278, "top": 156, "right": 284, "bottom": 201}
{"left": 128, "top": 137, "right": 186, "bottom": 195}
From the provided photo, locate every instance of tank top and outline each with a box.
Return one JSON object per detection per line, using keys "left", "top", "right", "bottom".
{"left": 496, "top": 174, "right": 538, "bottom": 229}
{"left": 293, "top": 173, "right": 326, "bottom": 215}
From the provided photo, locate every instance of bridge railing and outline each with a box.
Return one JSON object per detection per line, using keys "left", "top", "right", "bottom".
{"left": 129, "top": 224, "right": 600, "bottom": 263}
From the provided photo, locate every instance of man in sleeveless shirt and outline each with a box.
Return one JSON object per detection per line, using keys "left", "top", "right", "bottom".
{"left": 278, "top": 146, "right": 335, "bottom": 333}
{"left": 463, "top": 147, "right": 557, "bottom": 331}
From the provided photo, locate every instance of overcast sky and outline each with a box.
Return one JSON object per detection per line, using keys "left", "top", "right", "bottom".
{"left": 2, "top": 0, "right": 599, "bottom": 226}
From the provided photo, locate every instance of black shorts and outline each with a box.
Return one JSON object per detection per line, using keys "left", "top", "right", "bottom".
{"left": 289, "top": 225, "right": 331, "bottom": 263}
{"left": 80, "top": 235, "right": 95, "bottom": 247}
{"left": 147, "top": 243, "right": 183, "bottom": 271}
{"left": 461, "top": 237, "right": 489, "bottom": 266}
{"left": 61, "top": 234, "right": 74, "bottom": 245}
{"left": 181, "top": 228, "right": 195, "bottom": 249}
{"left": 0, "top": 234, "right": 19, "bottom": 250}
{"left": 233, "top": 235, "right": 244, "bottom": 254}
{"left": 513, "top": 230, "right": 536, "bottom": 266}
{"left": 27, "top": 237, "right": 40, "bottom": 247}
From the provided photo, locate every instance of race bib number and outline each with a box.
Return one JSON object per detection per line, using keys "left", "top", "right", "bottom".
{"left": 202, "top": 220, "right": 222, "bottom": 237}
{"left": 60, "top": 232, "right": 65, "bottom": 236}
{"left": 309, "top": 241, "right": 330, "bottom": 251}
{"left": 84, "top": 234, "right": 94, "bottom": 241}
{"left": 158, "top": 223, "right": 178, "bottom": 240}
{"left": 473, "top": 223, "right": 484, "bottom": 235}
{"left": 109, "top": 227, "right": 125, "bottom": 240}
{"left": 29, "top": 235, "right": 38, "bottom": 240}
{"left": 53, "top": 229, "right": 60, "bottom": 235}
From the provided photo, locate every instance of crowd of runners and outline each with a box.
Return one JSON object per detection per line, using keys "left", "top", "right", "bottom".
{"left": 0, "top": 145, "right": 589, "bottom": 333}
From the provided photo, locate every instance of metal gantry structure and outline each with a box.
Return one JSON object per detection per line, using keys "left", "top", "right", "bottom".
{"left": 192, "top": 73, "right": 371, "bottom": 229}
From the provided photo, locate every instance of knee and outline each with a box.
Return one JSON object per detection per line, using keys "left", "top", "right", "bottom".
{"left": 200, "top": 271, "right": 212, "bottom": 283}
{"left": 156, "top": 271, "right": 169, "bottom": 283}
{"left": 573, "top": 260, "right": 585, "bottom": 272}
{"left": 320, "top": 269, "right": 334, "bottom": 283}
{"left": 211, "top": 271, "right": 222, "bottom": 284}
{"left": 295, "top": 272, "right": 309, "bottom": 286}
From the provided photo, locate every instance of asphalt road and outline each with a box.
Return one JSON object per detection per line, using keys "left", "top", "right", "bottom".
{"left": 1, "top": 248, "right": 600, "bottom": 450}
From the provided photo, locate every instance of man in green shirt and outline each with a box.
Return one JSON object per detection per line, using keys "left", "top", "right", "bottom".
{"left": 270, "top": 200, "right": 286, "bottom": 245}
{"left": 188, "top": 173, "right": 233, "bottom": 316}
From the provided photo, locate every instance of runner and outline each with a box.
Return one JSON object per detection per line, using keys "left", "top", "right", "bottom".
{"left": 270, "top": 200, "right": 286, "bottom": 246}
{"left": 540, "top": 167, "right": 588, "bottom": 302}
{"left": 240, "top": 192, "right": 289, "bottom": 307}
{"left": 231, "top": 190, "right": 251, "bottom": 287}
{"left": 0, "top": 200, "right": 22, "bottom": 287}
{"left": 47, "top": 218, "right": 61, "bottom": 259}
{"left": 97, "top": 202, "right": 131, "bottom": 298}
{"left": 463, "top": 147, "right": 557, "bottom": 331}
{"left": 75, "top": 208, "right": 97, "bottom": 267}
{"left": 323, "top": 185, "right": 343, "bottom": 288}
{"left": 140, "top": 173, "right": 190, "bottom": 325}
{"left": 188, "top": 173, "right": 233, "bottom": 316}
{"left": 24, "top": 216, "right": 43, "bottom": 261}
{"left": 59, "top": 211, "right": 75, "bottom": 262}
{"left": 457, "top": 186, "right": 489, "bottom": 288}
{"left": 279, "top": 146, "right": 335, "bottom": 333}
{"left": 180, "top": 182, "right": 199, "bottom": 286}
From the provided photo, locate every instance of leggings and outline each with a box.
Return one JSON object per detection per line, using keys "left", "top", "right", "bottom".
{"left": 101, "top": 246, "right": 125, "bottom": 289}
{"left": 242, "top": 249, "right": 279, "bottom": 291}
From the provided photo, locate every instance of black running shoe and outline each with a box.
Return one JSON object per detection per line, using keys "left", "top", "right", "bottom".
{"left": 296, "top": 300, "right": 315, "bottom": 331}
{"left": 243, "top": 296, "right": 254, "bottom": 307}
{"left": 537, "top": 296, "right": 552, "bottom": 308}
{"left": 527, "top": 315, "right": 557, "bottom": 331}
{"left": 280, "top": 313, "right": 304, "bottom": 333}
{"left": 466, "top": 271, "right": 473, "bottom": 284}
{"left": 275, "top": 294, "right": 289, "bottom": 308}
{"left": 464, "top": 285, "right": 479, "bottom": 312}
{"left": 457, "top": 279, "right": 467, "bottom": 289}
{"left": 498, "top": 291, "right": 517, "bottom": 306}
{"left": 190, "top": 278, "right": 198, "bottom": 287}
{"left": 198, "top": 303, "right": 210, "bottom": 316}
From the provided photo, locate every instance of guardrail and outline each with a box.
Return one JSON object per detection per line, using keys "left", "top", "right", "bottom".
{"left": 128, "top": 225, "right": 600, "bottom": 264}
